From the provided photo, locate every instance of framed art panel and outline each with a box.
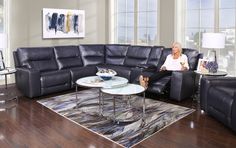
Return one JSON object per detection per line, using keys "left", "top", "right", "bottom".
{"left": 197, "top": 58, "right": 209, "bottom": 73}
{"left": 0, "top": 50, "right": 5, "bottom": 70}
{"left": 43, "top": 8, "right": 85, "bottom": 38}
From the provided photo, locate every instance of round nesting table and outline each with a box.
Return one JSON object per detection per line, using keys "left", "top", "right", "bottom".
{"left": 101, "top": 84, "right": 146, "bottom": 122}
{"left": 75, "top": 76, "right": 128, "bottom": 115}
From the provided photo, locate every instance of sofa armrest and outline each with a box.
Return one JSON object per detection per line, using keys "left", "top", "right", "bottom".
{"left": 200, "top": 77, "right": 236, "bottom": 110}
{"left": 136, "top": 64, "right": 157, "bottom": 72}
{"left": 232, "top": 92, "right": 236, "bottom": 132}
{"left": 170, "top": 71, "right": 195, "bottom": 101}
{"left": 201, "top": 77, "right": 236, "bottom": 87}
{"left": 16, "top": 67, "right": 41, "bottom": 98}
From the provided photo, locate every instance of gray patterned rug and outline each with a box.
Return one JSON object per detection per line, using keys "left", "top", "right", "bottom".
{"left": 37, "top": 88, "right": 194, "bottom": 148}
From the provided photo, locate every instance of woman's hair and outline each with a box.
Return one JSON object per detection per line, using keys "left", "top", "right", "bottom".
{"left": 172, "top": 42, "right": 182, "bottom": 55}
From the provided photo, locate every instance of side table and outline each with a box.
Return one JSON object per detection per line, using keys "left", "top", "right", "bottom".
{"left": 0, "top": 68, "right": 18, "bottom": 111}
{"left": 194, "top": 70, "right": 227, "bottom": 102}
{"left": 195, "top": 70, "right": 228, "bottom": 77}
{"left": 0, "top": 68, "right": 16, "bottom": 88}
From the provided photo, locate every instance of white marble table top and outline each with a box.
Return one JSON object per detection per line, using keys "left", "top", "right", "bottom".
{"left": 101, "top": 83, "right": 145, "bottom": 96}
{"left": 76, "top": 76, "right": 128, "bottom": 88}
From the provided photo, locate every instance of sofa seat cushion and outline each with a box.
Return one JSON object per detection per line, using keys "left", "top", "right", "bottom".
{"left": 96, "top": 64, "right": 132, "bottom": 81}
{"left": 54, "top": 46, "right": 83, "bottom": 69}
{"left": 208, "top": 87, "right": 235, "bottom": 125}
{"left": 70, "top": 66, "right": 97, "bottom": 86}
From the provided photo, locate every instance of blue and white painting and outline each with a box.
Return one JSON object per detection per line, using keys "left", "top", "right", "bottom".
{"left": 43, "top": 8, "right": 85, "bottom": 38}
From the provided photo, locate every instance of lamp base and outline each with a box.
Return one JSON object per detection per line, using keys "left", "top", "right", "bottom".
{"left": 206, "top": 61, "right": 218, "bottom": 73}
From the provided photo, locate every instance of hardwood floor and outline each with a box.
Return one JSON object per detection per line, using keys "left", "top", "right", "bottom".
{"left": 0, "top": 84, "right": 235, "bottom": 148}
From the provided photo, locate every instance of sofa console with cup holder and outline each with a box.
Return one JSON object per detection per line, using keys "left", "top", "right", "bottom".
{"left": 13, "top": 44, "right": 201, "bottom": 101}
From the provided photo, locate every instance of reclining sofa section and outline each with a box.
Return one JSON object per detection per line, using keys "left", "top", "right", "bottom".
{"left": 13, "top": 44, "right": 201, "bottom": 101}
{"left": 200, "top": 77, "right": 236, "bottom": 132}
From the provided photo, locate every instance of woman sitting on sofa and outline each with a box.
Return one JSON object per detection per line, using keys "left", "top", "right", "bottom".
{"left": 139, "top": 42, "right": 189, "bottom": 89}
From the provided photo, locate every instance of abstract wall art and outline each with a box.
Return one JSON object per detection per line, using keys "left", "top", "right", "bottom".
{"left": 0, "top": 50, "right": 5, "bottom": 70}
{"left": 42, "top": 8, "right": 85, "bottom": 38}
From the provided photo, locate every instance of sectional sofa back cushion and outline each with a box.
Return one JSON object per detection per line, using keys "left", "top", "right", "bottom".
{"left": 105, "top": 44, "right": 129, "bottom": 65}
{"left": 79, "top": 45, "right": 105, "bottom": 66}
{"left": 147, "top": 46, "right": 164, "bottom": 66}
{"left": 54, "top": 46, "right": 83, "bottom": 69}
{"left": 13, "top": 51, "right": 20, "bottom": 68}
{"left": 124, "top": 46, "right": 152, "bottom": 67}
{"left": 156, "top": 48, "right": 172, "bottom": 70}
{"left": 182, "top": 48, "right": 200, "bottom": 70}
{"left": 17, "top": 47, "right": 58, "bottom": 72}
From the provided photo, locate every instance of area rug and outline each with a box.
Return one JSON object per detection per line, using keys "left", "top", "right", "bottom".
{"left": 37, "top": 88, "right": 194, "bottom": 148}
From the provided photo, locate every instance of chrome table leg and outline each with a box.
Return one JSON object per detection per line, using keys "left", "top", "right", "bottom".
{"left": 99, "top": 89, "right": 102, "bottom": 116}
{"left": 143, "top": 92, "right": 146, "bottom": 116}
{"left": 75, "top": 84, "right": 78, "bottom": 100}
{"left": 113, "top": 96, "right": 116, "bottom": 121}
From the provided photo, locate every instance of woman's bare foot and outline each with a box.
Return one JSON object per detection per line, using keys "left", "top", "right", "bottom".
{"left": 143, "top": 77, "right": 149, "bottom": 89}
{"left": 139, "top": 75, "right": 146, "bottom": 88}
{"left": 139, "top": 75, "right": 148, "bottom": 89}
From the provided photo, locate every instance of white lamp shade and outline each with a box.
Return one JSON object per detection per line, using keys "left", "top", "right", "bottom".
{"left": 202, "top": 33, "right": 225, "bottom": 49}
{"left": 0, "top": 34, "right": 7, "bottom": 49}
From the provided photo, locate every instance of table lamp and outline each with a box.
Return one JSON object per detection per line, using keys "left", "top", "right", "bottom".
{"left": 202, "top": 33, "right": 225, "bottom": 73}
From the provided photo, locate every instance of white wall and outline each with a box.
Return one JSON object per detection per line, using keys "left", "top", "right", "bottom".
{"left": 159, "top": 0, "right": 175, "bottom": 47}
{"left": 78, "top": 0, "right": 108, "bottom": 44}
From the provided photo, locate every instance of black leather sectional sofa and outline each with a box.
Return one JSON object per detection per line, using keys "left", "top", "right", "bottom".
{"left": 200, "top": 77, "right": 236, "bottom": 132}
{"left": 13, "top": 44, "right": 201, "bottom": 100}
